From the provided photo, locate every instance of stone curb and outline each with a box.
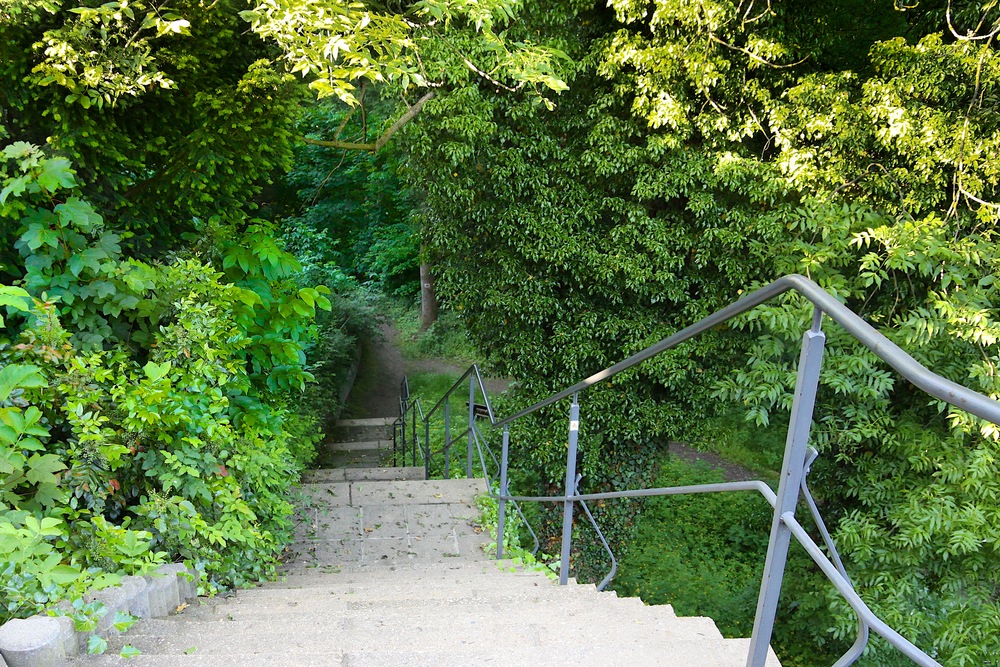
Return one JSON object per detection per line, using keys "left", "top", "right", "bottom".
{"left": 0, "top": 564, "right": 199, "bottom": 667}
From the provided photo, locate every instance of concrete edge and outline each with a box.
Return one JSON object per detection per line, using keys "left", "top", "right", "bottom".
{"left": 0, "top": 563, "right": 199, "bottom": 667}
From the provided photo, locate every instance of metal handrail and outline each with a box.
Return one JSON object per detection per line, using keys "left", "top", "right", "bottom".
{"left": 494, "top": 274, "right": 1000, "bottom": 427}
{"left": 392, "top": 377, "right": 425, "bottom": 468}
{"left": 400, "top": 274, "right": 999, "bottom": 667}
{"left": 424, "top": 364, "right": 497, "bottom": 423}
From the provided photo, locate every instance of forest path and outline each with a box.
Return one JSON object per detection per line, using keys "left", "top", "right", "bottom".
{"left": 340, "top": 320, "right": 507, "bottom": 419}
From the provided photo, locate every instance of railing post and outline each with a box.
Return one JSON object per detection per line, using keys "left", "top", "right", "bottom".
{"left": 400, "top": 407, "right": 407, "bottom": 464}
{"left": 411, "top": 404, "right": 417, "bottom": 467}
{"left": 423, "top": 419, "right": 431, "bottom": 480}
{"left": 467, "top": 377, "right": 476, "bottom": 479}
{"left": 496, "top": 425, "right": 511, "bottom": 560}
{"left": 559, "top": 393, "right": 581, "bottom": 586}
{"left": 747, "top": 310, "right": 826, "bottom": 667}
{"left": 444, "top": 400, "right": 452, "bottom": 479}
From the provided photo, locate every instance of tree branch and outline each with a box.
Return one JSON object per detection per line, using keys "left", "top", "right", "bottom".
{"left": 299, "top": 91, "right": 436, "bottom": 152}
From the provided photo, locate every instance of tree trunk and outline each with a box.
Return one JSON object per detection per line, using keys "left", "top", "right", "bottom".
{"left": 420, "top": 262, "right": 438, "bottom": 331}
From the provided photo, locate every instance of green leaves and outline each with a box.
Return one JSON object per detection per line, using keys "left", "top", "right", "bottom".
{"left": 32, "top": 0, "right": 187, "bottom": 109}
{"left": 143, "top": 361, "right": 172, "bottom": 382}
{"left": 36, "top": 158, "right": 76, "bottom": 193}
{"left": 87, "top": 635, "right": 108, "bottom": 655}
{"left": 119, "top": 645, "right": 142, "bottom": 658}
{"left": 245, "top": 0, "right": 568, "bottom": 111}
{"left": 1, "top": 145, "right": 76, "bottom": 205}
{"left": 0, "top": 364, "right": 45, "bottom": 402}
{"left": 0, "top": 366, "right": 65, "bottom": 509}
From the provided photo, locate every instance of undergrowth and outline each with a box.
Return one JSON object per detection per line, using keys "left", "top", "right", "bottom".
{"left": 386, "top": 301, "right": 479, "bottom": 363}
{"left": 689, "top": 407, "right": 788, "bottom": 478}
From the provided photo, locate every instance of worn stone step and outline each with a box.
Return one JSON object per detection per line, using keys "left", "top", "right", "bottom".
{"left": 335, "top": 418, "right": 397, "bottom": 428}
{"left": 300, "top": 467, "right": 424, "bottom": 483}
{"left": 271, "top": 558, "right": 552, "bottom": 578}
{"left": 155, "top": 589, "right": 656, "bottom": 626}
{"left": 73, "top": 637, "right": 780, "bottom": 666}
{"left": 297, "top": 478, "right": 486, "bottom": 507}
{"left": 339, "top": 639, "right": 780, "bottom": 667}
{"left": 326, "top": 440, "right": 392, "bottom": 452}
{"left": 57, "top": 446, "right": 782, "bottom": 667}
{"left": 325, "top": 423, "right": 395, "bottom": 443}
{"left": 314, "top": 451, "right": 389, "bottom": 469}
{"left": 246, "top": 574, "right": 569, "bottom": 598}
{"left": 290, "top": 499, "right": 480, "bottom": 533}
{"left": 183, "top": 579, "right": 615, "bottom": 615}
{"left": 267, "top": 562, "right": 559, "bottom": 588}
{"left": 102, "top": 605, "right": 725, "bottom": 656}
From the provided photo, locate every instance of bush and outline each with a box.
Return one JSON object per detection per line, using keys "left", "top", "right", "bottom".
{"left": 0, "top": 145, "right": 341, "bottom": 623}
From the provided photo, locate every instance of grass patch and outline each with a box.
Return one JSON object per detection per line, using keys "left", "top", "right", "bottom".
{"left": 397, "top": 370, "right": 490, "bottom": 478}
{"left": 384, "top": 300, "right": 479, "bottom": 363}
{"left": 689, "top": 407, "right": 789, "bottom": 478}
{"left": 612, "top": 457, "right": 773, "bottom": 637}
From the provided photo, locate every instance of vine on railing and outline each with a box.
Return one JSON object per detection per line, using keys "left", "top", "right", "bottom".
{"left": 398, "top": 275, "right": 1000, "bottom": 667}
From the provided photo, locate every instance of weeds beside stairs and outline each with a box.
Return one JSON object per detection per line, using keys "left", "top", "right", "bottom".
{"left": 67, "top": 418, "right": 779, "bottom": 666}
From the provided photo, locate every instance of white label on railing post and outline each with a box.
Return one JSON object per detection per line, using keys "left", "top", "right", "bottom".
{"left": 570, "top": 420, "right": 579, "bottom": 431}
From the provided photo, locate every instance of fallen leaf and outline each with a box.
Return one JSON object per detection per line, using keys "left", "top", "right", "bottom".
{"left": 175, "top": 603, "right": 188, "bottom": 613}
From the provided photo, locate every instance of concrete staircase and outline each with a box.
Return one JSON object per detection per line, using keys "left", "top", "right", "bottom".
{"left": 72, "top": 418, "right": 780, "bottom": 666}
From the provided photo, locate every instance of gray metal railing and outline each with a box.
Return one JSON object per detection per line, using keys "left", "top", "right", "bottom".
{"left": 402, "top": 274, "right": 1000, "bottom": 667}
{"left": 392, "top": 376, "right": 425, "bottom": 468}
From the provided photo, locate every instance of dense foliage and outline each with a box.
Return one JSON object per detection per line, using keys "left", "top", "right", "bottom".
{"left": 401, "top": 1, "right": 1000, "bottom": 664}
{"left": 5, "top": 0, "right": 1000, "bottom": 663}
{"left": 277, "top": 99, "right": 420, "bottom": 297}
{"left": 0, "top": 142, "right": 334, "bottom": 621}
{"left": 0, "top": 0, "right": 360, "bottom": 626}
{"left": 0, "top": 0, "right": 576, "bottom": 630}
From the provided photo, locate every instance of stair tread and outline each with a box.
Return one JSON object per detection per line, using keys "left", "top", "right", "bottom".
{"left": 335, "top": 418, "right": 397, "bottom": 427}
{"left": 325, "top": 440, "right": 392, "bottom": 452}
{"left": 74, "top": 638, "right": 779, "bottom": 666}
{"left": 164, "top": 587, "right": 653, "bottom": 621}
{"left": 300, "top": 467, "right": 425, "bottom": 482}
{"left": 104, "top": 609, "right": 726, "bottom": 655}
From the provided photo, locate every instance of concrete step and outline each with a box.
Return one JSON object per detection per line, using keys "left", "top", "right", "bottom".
{"left": 297, "top": 478, "right": 486, "bottom": 507}
{"left": 145, "top": 594, "right": 686, "bottom": 634}
{"left": 102, "top": 605, "right": 726, "bottom": 656}
{"left": 74, "top": 637, "right": 780, "bottom": 666}
{"left": 268, "top": 561, "right": 558, "bottom": 586}
{"left": 325, "top": 421, "right": 395, "bottom": 444}
{"left": 326, "top": 440, "right": 392, "bottom": 452}
{"left": 246, "top": 573, "right": 570, "bottom": 597}
{"left": 335, "top": 640, "right": 779, "bottom": 667}
{"left": 314, "top": 450, "right": 389, "bottom": 469}
{"left": 183, "top": 579, "right": 623, "bottom": 615}
{"left": 61, "top": 457, "right": 781, "bottom": 667}
{"left": 335, "top": 418, "right": 396, "bottom": 428}
{"left": 300, "top": 467, "right": 424, "bottom": 483}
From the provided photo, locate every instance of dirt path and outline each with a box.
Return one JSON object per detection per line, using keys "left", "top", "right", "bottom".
{"left": 338, "top": 322, "right": 405, "bottom": 419}
{"left": 339, "top": 321, "right": 507, "bottom": 419}
{"left": 667, "top": 441, "right": 761, "bottom": 482}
